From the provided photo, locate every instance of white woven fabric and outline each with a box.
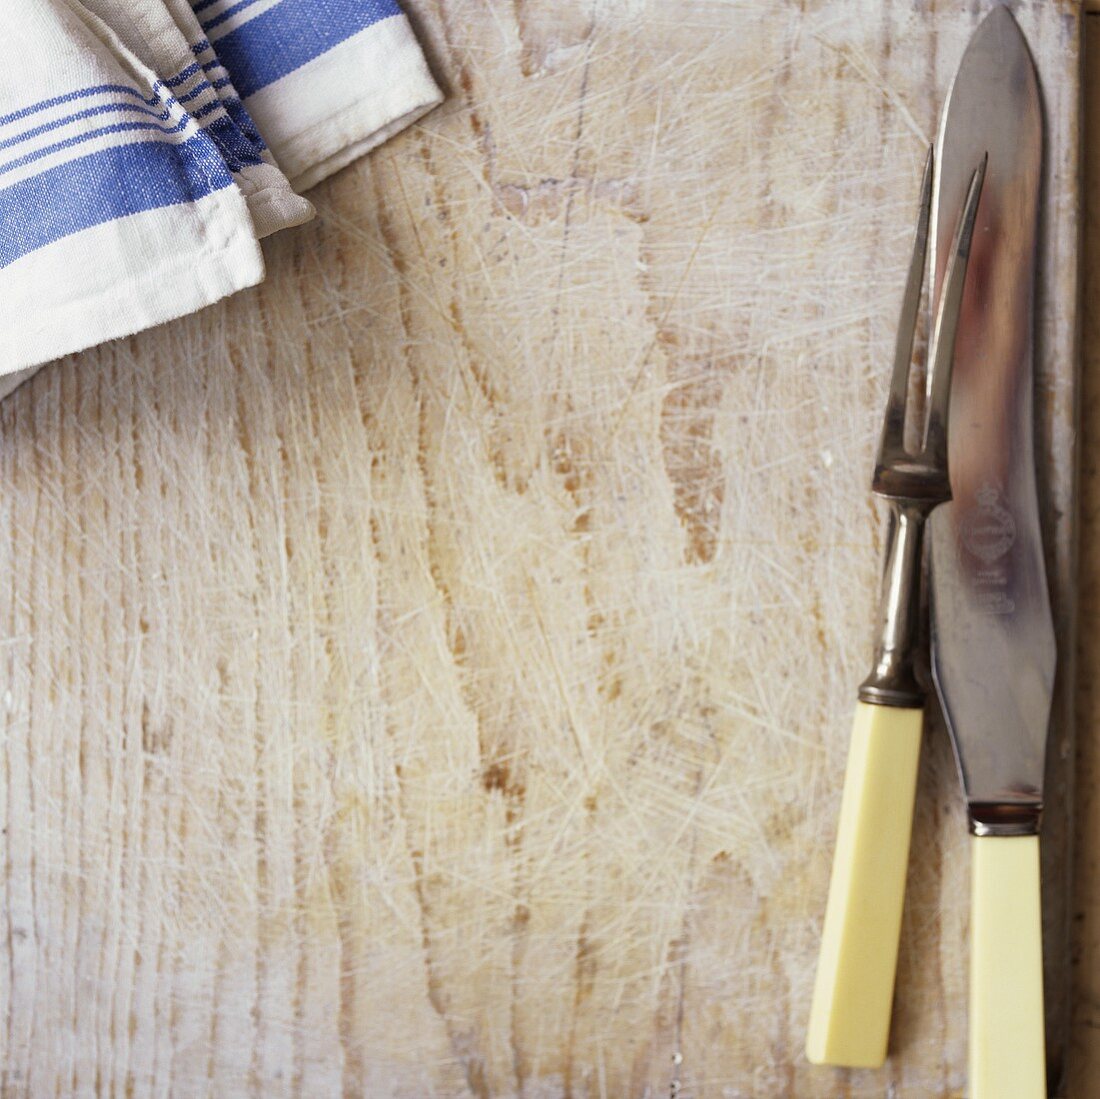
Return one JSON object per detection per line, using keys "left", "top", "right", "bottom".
{"left": 84, "top": 0, "right": 316, "bottom": 237}
{"left": 0, "top": 0, "right": 442, "bottom": 398}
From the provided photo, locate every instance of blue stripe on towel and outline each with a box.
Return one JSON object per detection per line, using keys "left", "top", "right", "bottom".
{"left": 0, "top": 85, "right": 161, "bottom": 130}
{"left": 220, "top": 97, "right": 265, "bottom": 148}
{"left": 0, "top": 133, "right": 233, "bottom": 269}
{"left": 0, "top": 117, "right": 192, "bottom": 178}
{"left": 0, "top": 55, "right": 222, "bottom": 137}
{"left": 0, "top": 101, "right": 173, "bottom": 153}
{"left": 200, "top": 0, "right": 266, "bottom": 33}
{"left": 0, "top": 73, "right": 264, "bottom": 174}
{"left": 213, "top": 0, "right": 402, "bottom": 98}
{"left": 178, "top": 80, "right": 218, "bottom": 107}
{"left": 182, "top": 38, "right": 266, "bottom": 151}
{"left": 1, "top": 76, "right": 203, "bottom": 138}
{"left": 164, "top": 62, "right": 204, "bottom": 89}
{"left": 204, "top": 115, "right": 265, "bottom": 168}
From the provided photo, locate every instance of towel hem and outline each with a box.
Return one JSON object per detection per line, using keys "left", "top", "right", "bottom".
{"left": 0, "top": 195, "right": 264, "bottom": 384}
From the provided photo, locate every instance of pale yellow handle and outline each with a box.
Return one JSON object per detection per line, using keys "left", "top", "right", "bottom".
{"left": 806, "top": 701, "right": 923, "bottom": 1067}
{"left": 969, "top": 833, "right": 1046, "bottom": 1099}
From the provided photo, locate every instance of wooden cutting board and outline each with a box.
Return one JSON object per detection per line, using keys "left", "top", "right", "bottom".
{"left": 0, "top": 2, "right": 1083, "bottom": 1096}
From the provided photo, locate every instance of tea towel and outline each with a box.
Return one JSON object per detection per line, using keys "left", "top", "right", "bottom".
{"left": 0, "top": 0, "right": 441, "bottom": 398}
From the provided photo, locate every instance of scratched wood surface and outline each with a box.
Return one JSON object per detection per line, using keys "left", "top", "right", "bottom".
{"left": 0, "top": 2, "right": 1084, "bottom": 1097}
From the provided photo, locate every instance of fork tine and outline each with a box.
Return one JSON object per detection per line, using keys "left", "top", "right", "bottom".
{"left": 874, "top": 147, "right": 934, "bottom": 472}
{"left": 922, "top": 153, "right": 988, "bottom": 469}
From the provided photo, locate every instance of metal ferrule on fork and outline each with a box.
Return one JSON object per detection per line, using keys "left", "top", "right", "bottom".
{"left": 858, "top": 505, "right": 925, "bottom": 708}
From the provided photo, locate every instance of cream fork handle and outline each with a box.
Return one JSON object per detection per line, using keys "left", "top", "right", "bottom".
{"left": 806, "top": 700, "right": 922, "bottom": 1067}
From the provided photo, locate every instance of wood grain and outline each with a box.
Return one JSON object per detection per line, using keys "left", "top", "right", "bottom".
{"left": 0, "top": 2, "right": 1083, "bottom": 1096}
{"left": 1069, "top": 11, "right": 1100, "bottom": 1097}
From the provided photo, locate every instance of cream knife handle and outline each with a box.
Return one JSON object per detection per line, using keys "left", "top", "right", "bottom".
{"left": 969, "top": 833, "right": 1046, "bottom": 1098}
{"left": 806, "top": 701, "right": 922, "bottom": 1068}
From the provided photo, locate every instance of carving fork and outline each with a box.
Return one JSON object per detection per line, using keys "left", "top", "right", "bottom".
{"left": 806, "top": 148, "right": 987, "bottom": 1068}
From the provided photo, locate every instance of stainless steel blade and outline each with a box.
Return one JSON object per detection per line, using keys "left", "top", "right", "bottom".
{"left": 928, "top": 6, "right": 1055, "bottom": 836}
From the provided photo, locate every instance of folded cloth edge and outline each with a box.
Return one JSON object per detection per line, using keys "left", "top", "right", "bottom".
{"left": 0, "top": 196, "right": 264, "bottom": 393}
{"left": 240, "top": 13, "right": 443, "bottom": 192}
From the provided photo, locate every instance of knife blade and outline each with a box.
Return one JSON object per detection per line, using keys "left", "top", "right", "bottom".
{"left": 927, "top": 8, "right": 1055, "bottom": 1098}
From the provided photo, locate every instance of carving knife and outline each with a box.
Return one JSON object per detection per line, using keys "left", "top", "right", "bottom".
{"left": 928, "top": 8, "right": 1055, "bottom": 1097}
